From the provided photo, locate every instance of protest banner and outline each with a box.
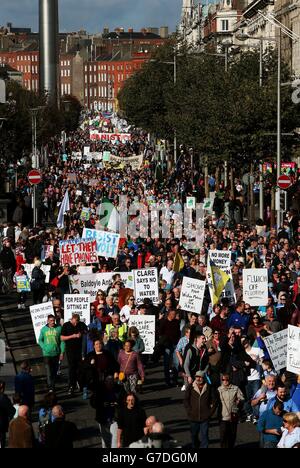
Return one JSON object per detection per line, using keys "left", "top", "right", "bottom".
{"left": 133, "top": 268, "right": 159, "bottom": 306}
{"left": 80, "top": 207, "right": 91, "bottom": 221}
{"left": 78, "top": 266, "right": 93, "bottom": 275}
{"left": 30, "top": 302, "right": 54, "bottom": 343}
{"left": 128, "top": 315, "right": 156, "bottom": 354}
{"left": 264, "top": 329, "right": 288, "bottom": 372}
{"left": 71, "top": 151, "right": 82, "bottom": 160}
{"left": 90, "top": 132, "right": 131, "bottom": 143}
{"left": 243, "top": 269, "right": 268, "bottom": 306}
{"left": 86, "top": 151, "right": 102, "bottom": 161}
{"left": 23, "top": 264, "right": 51, "bottom": 283}
{"left": 16, "top": 276, "right": 31, "bottom": 293}
{"left": 69, "top": 272, "right": 134, "bottom": 300}
{"left": 179, "top": 277, "right": 206, "bottom": 314}
{"left": 206, "top": 250, "right": 236, "bottom": 306}
{"left": 64, "top": 294, "right": 90, "bottom": 324}
{"left": 59, "top": 239, "right": 98, "bottom": 265}
{"left": 186, "top": 197, "right": 196, "bottom": 210}
{"left": 82, "top": 228, "right": 120, "bottom": 259}
{"left": 0, "top": 339, "right": 6, "bottom": 364}
{"left": 287, "top": 325, "right": 300, "bottom": 375}
{"left": 109, "top": 154, "right": 143, "bottom": 170}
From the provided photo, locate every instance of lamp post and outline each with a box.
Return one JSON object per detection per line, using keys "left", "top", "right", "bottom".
{"left": 30, "top": 106, "right": 45, "bottom": 226}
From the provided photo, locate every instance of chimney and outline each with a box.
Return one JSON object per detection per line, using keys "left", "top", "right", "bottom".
{"left": 140, "top": 28, "right": 147, "bottom": 34}
{"left": 128, "top": 28, "right": 133, "bottom": 33}
{"left": 114, "top": 27, "right": 121, "bottom": 33}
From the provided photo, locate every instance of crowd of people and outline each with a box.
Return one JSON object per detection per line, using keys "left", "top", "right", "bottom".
{"left": 0, "top": 110, "right": 300, "bottom": 449}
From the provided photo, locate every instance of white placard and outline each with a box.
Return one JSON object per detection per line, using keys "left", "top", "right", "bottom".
{"left": 78, "top": 266, "right": 93, "bottom": 275}
{"left": 206, "top": 250, "right": 236, "bottom": 306}
{"left": 179, "top": 277, "right": 206, "bottom": 314}
{"left": 82, "top": 228, "right": 120, "bottom": 259}
{"left": 23, "top": 264, "right": 51, "bottom": 283}
{"left": 133, "top": 268, "right": 159, "bottom": 306}
{"left": 83, "top": 146, "right": 90, "bottom": 155}
{"left": 186, "top": 197, "right": 196, "bottom": 210}
{"left": 264, "top": 329, "right": 288, "bottom": 372}
{"left": 30, "top": 302, "right": 54, "bottom": 343}
{"left": 128, "top": 315, "right": 156, "bottom": 354}
{"left": 243, "top": 268, "right": 268, "bottom": 306}
{"left": 69, "top": 272, "right": 134, "bottom": 300}
{"left": 64, "top": 294, "right": 90, "bottom": 324}
{"left": 287, "top": 325, "right": 300, "bottom": 375}
{"left": 0, "top": 339, "right": 6, "bottom": 364}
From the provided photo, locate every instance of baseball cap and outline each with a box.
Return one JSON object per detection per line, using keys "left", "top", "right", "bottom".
{"left": 195, "top": 371, "right": 206, "bottom": 378}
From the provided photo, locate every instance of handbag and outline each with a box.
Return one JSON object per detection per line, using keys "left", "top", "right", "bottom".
{"left": 119, "top": 352, "right": 132, "bottom": 381}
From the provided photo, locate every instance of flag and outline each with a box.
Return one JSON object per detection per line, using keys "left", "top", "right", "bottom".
{"left": 97, "top": 198, "right": 119, "bottom": 232}
{"left": 174, "top": 252, "right": 184, "bottom": 273}
{"left": 57, "top": 190, "right": 70, "bottom": 230}
{"left": 209, "top": 260, "right": 230, "bottom": 305}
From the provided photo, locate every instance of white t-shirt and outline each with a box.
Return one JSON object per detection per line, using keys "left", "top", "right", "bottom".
{"left": 159, "top": 267, "right": 175, "bottom": 286}
{"left": 246, "top": 347, "right": 264, "bottom": 381}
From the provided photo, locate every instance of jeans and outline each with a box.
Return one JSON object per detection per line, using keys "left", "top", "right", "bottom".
{"left": 99, "top": 421, "right": 118, "bottom": 448}
{"left": 220, "top": 421, "right": 238, "bottom": 448}
{"left": 44, "top": 355, "right": 59, "bottom": 390}
{"left": 245, "top": 380, "right": 261, "bottom": 416}
{"left": 190, "top": 420, "right": 209, "bottom": 449}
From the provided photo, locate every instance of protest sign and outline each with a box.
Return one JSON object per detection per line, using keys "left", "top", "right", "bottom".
{"left": 133, "top": 268, "right": 159, "bottom": 306}
{"left": 59, "top": 239, "right": 98, "bottom": 265}
{"left": 264, "top": 329, "right": 288, "bottom": 372}
{"left": 103, "top": 151, "right": 111, "bottom": 162}
{"left": 186, "top": 197, "right": 196, "bottom": 210}
{"left": 128, "top": 315, "right": 155, "bottom": 354}
{"left": 71, "top": 151, "right": 82, "bottom": 160}
{"left": 179, "top": 277, "right": 206, "bottom": 314}
{"left": 23, "top": 264, "right": 51, "bottom": 283}
{"left": 80, "top": 207, "right": 91, "bottom": 222}
{"left": 69, "top": 272, "right": 134, "bottom": 300}
{"left": 109, "top": 154, "right": 143, "bottom": 170}
{"left": 78, "top": 266, "right": 93, "bottom": 275}
{"left": 206, "top": 250, "right": 236, "bottom": 306}
{"left": 0, "top": 339, "right": 6, "bottom": 364}
{"left": 83, "top": 146, "right": 90, "bottom": 155}
{"left": 90, "top": 132, "right": 131, "bottom": 143}
{"left": 30, "top": 302, "right": 54, "bottom": 343}
{"left": 82, "top": 228, "right": 120, "bottom": 259}
{"left": 16, "top": 276, "right": 31, "bottom": 292}
{"left": 287, "top": 325, "right": 300, "bottom": 375}
{"left": 64, "top": 294, "right": 90, "bottom": 324}
{"left": 76, "top": 190, "right": 83, "bottom": 197}
{"left": 243, "top": 269, "right": 268, "bottom": 306}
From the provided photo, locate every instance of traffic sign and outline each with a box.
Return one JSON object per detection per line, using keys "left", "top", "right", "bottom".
{"left": 28, "top": 169, "right": 42, "bottom": 185}
{"left": 277, "top": 174, "right": 291, "bottom": 190}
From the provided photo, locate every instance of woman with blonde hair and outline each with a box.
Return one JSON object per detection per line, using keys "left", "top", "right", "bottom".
{"left": 277, "top": 413, "right": 300, "bottom": 448}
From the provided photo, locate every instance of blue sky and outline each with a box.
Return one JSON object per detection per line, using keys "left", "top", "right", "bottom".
{"left": 0, "top": 0, "right": 182, "bottom": 33}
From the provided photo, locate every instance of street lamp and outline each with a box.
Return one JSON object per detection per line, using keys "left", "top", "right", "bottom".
{"left": 150, "top": 55, "right": 177, "bottom": 165}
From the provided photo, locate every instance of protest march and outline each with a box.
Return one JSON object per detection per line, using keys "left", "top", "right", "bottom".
{"left": 0, "top": 107, "right": 300, "bottom": 451}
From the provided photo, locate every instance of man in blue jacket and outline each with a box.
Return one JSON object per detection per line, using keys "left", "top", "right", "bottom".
{"left": 257, "top": 400, "right": 284, "bottom": 448}
{"left": 14, "top": 361, "right": 35, "bottom": 410}
{"left": 227, "top": 301, "right": 250, "bottom": 334}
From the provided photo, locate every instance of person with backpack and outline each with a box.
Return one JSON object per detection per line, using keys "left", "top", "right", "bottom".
{"left": 183, "top": 333, "right": 209, "bottom": 384}
{"left": 31, "top": 258, "right": 46, "bottom": 304}
{"left": 37, "top": 392, "right": 58, "bottom": 446}
{"left": 38, "top": 315, "right": 65, "bottom": 392}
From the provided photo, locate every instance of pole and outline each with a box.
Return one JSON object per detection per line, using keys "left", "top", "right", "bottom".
{"left": 276, "top": 30, "right": 281, "bottom": 229}
{"left": 174, "top": 53, "right": 177, "bottom": 165}
{"left": 259, "top": 38, "right": 263, "bottom": 88}
{"left": 224, "top": 160, "right": 228, "bottom": 188}
{"left": 225, "top": 46, "right": 228, "bottom": 72}
{"left": 259, "top": 163, "right": 264, "bottom": 219}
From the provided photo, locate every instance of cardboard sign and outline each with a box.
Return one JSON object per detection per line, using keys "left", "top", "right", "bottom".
{"left": 206, "top": 250, "right": 236, "bottom": 306}
{"left": 133, "top": 268, "right": 159, "bottom": 306}
{"left": 128, "top": 315, "right": 156, "bottom": 354}
{"left": 186, "top": 197, "right": 196, "bottom": 210}
{"left": 59, "top": 239, "right": 98, "bottom": 265}
{"left": 78, "top": 266, "right": 93, "bottom": 275}
{"left": 0, "top": 339, "right": 6, "bottom": 364}
{"left": 64, "top": 294, "right": 90, "bottom": 324}
{"left": 80, "top": 207, "right": 91, "bottom": 221}
{"left": 179, "top": 277, "right": 206, "bottom": 314}
{"left": 69, "top": 272, "right": 134, "bottom": 300}
{"left": 16, "top": 276, "right": 31, "bottom": 292}
{"left": 82, "top": 228, "right": 120, "bottom": 259}
{"left": 243, "top": 269, "right": 268, "bottom": 306}
{"left": 264, "top": 329, "right": 288, "bottom": 372}
{"left": 30, "top": 302, "right": 54, "bottom": 343}
{"left": 287, "top": 325, "right": 300, "bottom": 375}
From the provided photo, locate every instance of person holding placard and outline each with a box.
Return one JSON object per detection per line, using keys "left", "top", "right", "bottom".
{"left": 13, "top": 265, "right": 30, "bottom": 310}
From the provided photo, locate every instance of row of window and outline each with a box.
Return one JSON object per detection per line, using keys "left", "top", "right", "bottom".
{"left": 24, "top": 79, "right": 38, "bottom": 91}
{"left": 60, "top": 60, "right": 71, "bottom": 67}
{"left": 84, "top": 64, "right": 132, "bottom": 72}
{"left": 61, "top": 69, "right": 71, "bottom": 77}
{"left": 84, "top": 86, "right": 115, "bottom": 98}
{"left": 61, "top": 83, "right": 71, "bottom": 95}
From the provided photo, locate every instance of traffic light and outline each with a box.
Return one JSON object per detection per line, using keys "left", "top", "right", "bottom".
{"left": 280, "top": 191, "right": 287, "bottom": 211}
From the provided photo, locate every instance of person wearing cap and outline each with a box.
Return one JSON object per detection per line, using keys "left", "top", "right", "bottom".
{"left": 184, "top": 370, "right": 218, "bottom": 448}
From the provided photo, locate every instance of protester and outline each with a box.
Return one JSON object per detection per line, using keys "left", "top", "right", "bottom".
{"left": 8, "top": 405, "right": 34, "bottom": 448}
{"left": 0, "top": 381, "right": 16, "bottom": 448}
{"left": 14, "top": 361, "right": 35, "bottom": 410}
{"left": 44, "top": 405, "right": 79, "bottom": 448}
{"left": 118, "top": 340, "right": 144, "bottom": 394}
{"left": 116, "top": 393, "right": 147, "bottom": 448}
{"left": 277, "top": 413, "right": 300, "bottom": 448}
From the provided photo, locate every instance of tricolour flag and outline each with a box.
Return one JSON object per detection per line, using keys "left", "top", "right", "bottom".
{"left": 209, "top": 260, "right": 230, "bottom": 305}
{"left": 57, "top": 190, "right": 70, "bottom": 230}
{"left": 97, "top": 198, "right": 119, "bottom": 232}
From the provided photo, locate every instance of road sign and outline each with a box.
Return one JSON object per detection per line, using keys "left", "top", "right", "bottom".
{"left": 277, "top": 174, "right": 291, "bottom": 190}
{"left": 28, "top": 169, "right": 42, "bottom": 185}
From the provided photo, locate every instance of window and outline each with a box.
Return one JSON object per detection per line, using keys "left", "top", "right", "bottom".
{"left": 221, "top": 20, "right": 229, "bottom": 31}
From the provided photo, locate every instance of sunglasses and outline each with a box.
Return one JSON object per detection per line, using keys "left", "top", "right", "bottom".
{"left": 222, "top": 378, "right": 229, "bottom": 381}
